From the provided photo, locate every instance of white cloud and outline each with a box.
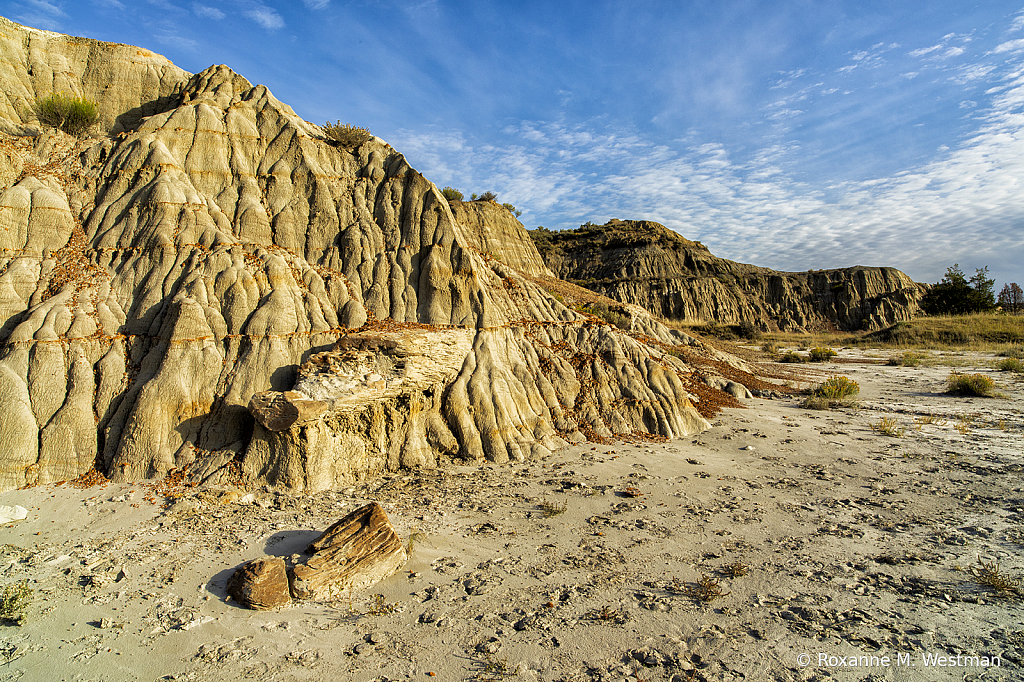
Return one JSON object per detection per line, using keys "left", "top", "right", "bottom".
{"left": 244, "top": 3, "right": 284, "bottom": 29}
{"left": 193, "top": 3, "right": 225, "bottom": 19}
{"left": 303, "top": 0, "right": 329, "bottom": 8}
{"left": 994, "top": 38, "right": 1024, "bottom": 53}
{"left": 154, "top": 33, "right": 198, "bottom": 49}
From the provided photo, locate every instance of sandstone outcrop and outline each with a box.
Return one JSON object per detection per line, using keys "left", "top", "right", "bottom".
{"left": 449, "top": 200, "right": 553, "bottom": 277}
{"left": 533, "top": 220, "right": 926, "bottom": 332}
{"left": 290, "top": 502, "right": 406, "bottom": 600}
{"left": 226, "top": 557, "right": 291, "bottom": 610}
{"left": 0, "top": 18, "right": 755, "bottom": 493}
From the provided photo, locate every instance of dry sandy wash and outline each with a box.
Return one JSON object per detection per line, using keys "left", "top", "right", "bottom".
{"left": 0, "top": 350, "right": 1021, "bottom": 682}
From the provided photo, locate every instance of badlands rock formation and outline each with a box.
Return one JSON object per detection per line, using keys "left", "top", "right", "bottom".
{"left": 533, "top": 219, "right": 925, "bottom": 332}
{"left": 0, "top": 18, "right": 756, "bottom": 493}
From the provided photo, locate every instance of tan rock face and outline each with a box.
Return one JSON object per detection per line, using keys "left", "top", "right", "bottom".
{"left": 0, "top": 19, "right": 743, "bottom": 493}
{"left": 289, "top": 502, "right": 407, "bottom": 600}
{"left": 534, "top": 220, "right": 926, "bottom": 332}
{"left": 450, "top": 200, "right": 553, "bottom": 277}
{"left": 0, "top": 16, "right": 189, "bottom": 135}
{"left": 227, "top": 557, "right": 291, "bottom": 610}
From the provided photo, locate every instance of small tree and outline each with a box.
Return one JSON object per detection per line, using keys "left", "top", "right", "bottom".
{"left": 33, "top": 93, "right": 99, "bottom": 136}
{"left": 501, "top": 202, "right": 522, "bottom": 217}
{"left": 921, "top": 264, "right": 996, "bottom": 315}
{"left": 999, "top": 283, "right": 1024, "bottom": 314}
{"left": 477, "top": 191, "right": 497, "bottom": 202}
{"left": 441, "top": 187, "right": 463, "bottom": 202}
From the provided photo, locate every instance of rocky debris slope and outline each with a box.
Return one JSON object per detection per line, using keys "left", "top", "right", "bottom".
{"left": 0, "top": 18, "right": 757, "bottom": 493}
{"left": 533, "top": 219, "right": 926, "bottom": 332}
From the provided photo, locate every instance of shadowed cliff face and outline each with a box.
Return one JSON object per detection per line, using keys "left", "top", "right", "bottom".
{"left": 532, "top": 220, "right": 926, "bottom": 332}
{"left": 0, "top": 18, "right": 760, "bottom": 493}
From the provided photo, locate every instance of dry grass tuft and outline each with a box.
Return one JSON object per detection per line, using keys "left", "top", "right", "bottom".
{"left": 871, "top": 417, "right": 905, "bottom": 437}
{"left": 673, "top": 574, "right": 731, "bottom": 602}
{"left": 719, "top": 562, "right": 750, "bottom": 577}
{"left": 963, "top": 557, "right": 1021, "bottom": 598}
{"left": 0, "top": 581, "right": 31, "bottom": 625}
{"left": 539, "top": 499, "right": 567, "bottom": 517}
{"left": 322, "top": 121, "right": 373, "bottom": 147}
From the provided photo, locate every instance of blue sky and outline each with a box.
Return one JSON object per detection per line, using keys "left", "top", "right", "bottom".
{"left": 5, "top": 0, "right": 1024, "bottom": 288}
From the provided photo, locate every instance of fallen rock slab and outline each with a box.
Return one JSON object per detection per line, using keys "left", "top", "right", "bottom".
{"left": 227, "top": 557, "right": 292, "bottom": 610}
{"left": 289, "top": 502, "right": 407, "bottom": 601}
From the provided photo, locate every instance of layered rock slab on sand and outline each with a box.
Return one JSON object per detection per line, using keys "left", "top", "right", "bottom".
{"left": 290, "top": 502, "right": 407, "bottom": 600}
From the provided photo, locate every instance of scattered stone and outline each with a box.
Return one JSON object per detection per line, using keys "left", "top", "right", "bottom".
{"left": 226, "top": 558, "right": 292, "bottom": 610}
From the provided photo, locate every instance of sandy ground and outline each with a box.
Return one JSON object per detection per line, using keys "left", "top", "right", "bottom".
{"left": 1, "top": 349, "right": 1022, "bottom": 682}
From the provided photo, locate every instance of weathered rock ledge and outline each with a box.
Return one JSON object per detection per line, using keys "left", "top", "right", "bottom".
{"left": 532, "top": 220, "right": 926, "bottom": 332}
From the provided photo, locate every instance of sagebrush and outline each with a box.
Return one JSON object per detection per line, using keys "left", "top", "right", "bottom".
{"left": 803, "top": 375, "right": 859, "bottom": 409}
{"left": 33, "top": 93, "right": 99, "bottom": 136}
{"left": 947, "top": 372, "right": 996, "bottom": 397}
{"left": 809, "top": 346, "right": 837, "bottom": 362}
{"left": 322, "top": 121, "right": 372, "bottom": 147}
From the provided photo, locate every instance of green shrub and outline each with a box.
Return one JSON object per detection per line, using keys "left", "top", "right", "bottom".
{"left": 322, "top": 121, "right": 372, "bottom": 147}
{"left": 803, "top": 375, "right": 859, "bottom": 409}
{"left": 997, "top": 357, "right": 1024, "bottom": 373}
{"left": 778, "top": 351, "right": 806, "bottom": 363}
{"left": 808, "top": 347, "right": 837, "bottom": 363}
{"left": 441, "top": 187, "right": 463, "bottom": 202}
{"left": 737, "top": 320, "right": 760, "bottom": 340}
{"left": 760, "top": 342, "right": 779, "bottom": 356}
{"left": 501, "top": 202, "right": 523, "bottom": 218}
{"left": 887, "top": 351, "right": 924, "bottom": 367}
{"left": 947, "top": 372, "right": 996, "bottom": 397}
{"left": 476, "top": 191, "right": 497, "bottom": 202}
{"left": 33, "top": 93, "right": 99, "bottom": 136}
{"left": 815, "top": 375, "right": 860, "bottom": 401}
{"left": 583, "top": 301, "right": 630, "bottom": 329}
{"left": 0, "top": 581, "right": 31, "bottom": 625}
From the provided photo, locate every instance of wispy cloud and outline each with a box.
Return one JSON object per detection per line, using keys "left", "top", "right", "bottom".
{"left": 11, "top": 0, "right": 66, "bottom": 29}
{"left": 393, "top": 56, "right": 1024, "bottom": 286}
{"left": 302, "top": 0, "right": 329, "bottom": 8}
{"left": 192, "top": 2, "right": 225, "bottom": 19}
{"left": 244, "top": 2, "right": 284, "bottom": 29}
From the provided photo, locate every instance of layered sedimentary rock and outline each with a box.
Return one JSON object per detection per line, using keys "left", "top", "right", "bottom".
{"left": 449, "top": 200, "right": 553, "bottom": 277}
{"left": 533, "top": 220, "right": 925, "bottom": 332}
{"left": 0, "top": 18, "right": 750, "bottom": 493}
{"left": 289, "top": 502, "right": 407, "bottom": 600}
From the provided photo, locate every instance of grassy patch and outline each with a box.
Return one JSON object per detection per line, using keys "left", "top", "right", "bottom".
{"left": 778, "top": 351, "right": 806, "bottom": 364}
{"left": 871, "top": 416, "right": 905, "bottom": 437}
{"left": 996, "top": 357, "right": 1024, "bottom": 373}
{"left": 947, "top": 372, "right": 996, "bottom": 397}
{"left": 888, "top": 351, "right": 925, "bottom": 367}
{"left": 539, "top": 499, "right": 567, "bottom": 518}
{"left": 761, "top": 313, "right": 1024, "bottom": 352}
{"left": 0, "top": 581, "right": 31, "bottom": 625}
{"left": 962, "top": 557, "right": 1021, "bottom": 598}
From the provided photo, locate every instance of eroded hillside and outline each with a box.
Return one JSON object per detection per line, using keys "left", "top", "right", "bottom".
{"left": 533, "top": 219, "right": 925, "bottom": 332}
{"left": 0, "top": 17, "right": 764, "bottom": 493}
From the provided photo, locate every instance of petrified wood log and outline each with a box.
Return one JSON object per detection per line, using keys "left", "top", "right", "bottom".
{"left": 289, "top": 502, "right": 406, "bottom": 600}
